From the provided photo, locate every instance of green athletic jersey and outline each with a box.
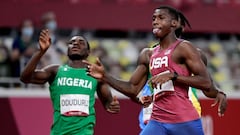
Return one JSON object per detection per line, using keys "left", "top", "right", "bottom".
{"left": 49, "top": 65, "right": 98, "bottom": 135}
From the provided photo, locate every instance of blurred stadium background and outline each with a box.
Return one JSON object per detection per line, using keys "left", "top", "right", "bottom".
{"left": 0, "top": 0, "right": 240, "bottom": 135}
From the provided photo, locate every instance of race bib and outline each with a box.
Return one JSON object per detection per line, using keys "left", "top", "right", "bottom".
{"left": 60, "top": 94, "right": 90, "bottom": 116}
{"left": 153, "top": 70, "right": 175, "bottom": 100}
{"left": 143, "top": 103, "right": 153, "bottom": 124}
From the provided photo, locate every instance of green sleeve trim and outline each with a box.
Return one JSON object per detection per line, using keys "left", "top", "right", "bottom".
{"left": 191, "top": 87, "right": 199, "bottom": 99}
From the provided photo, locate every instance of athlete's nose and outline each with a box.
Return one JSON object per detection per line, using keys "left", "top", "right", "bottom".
{"left": 152, "top": 19, "right": 158, "bottom": 28}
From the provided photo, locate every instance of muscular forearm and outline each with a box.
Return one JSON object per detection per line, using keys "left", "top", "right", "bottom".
{"left": 176, "top": 75, "right": 211, "bottom": 91}
{"left": 20, "top": 50, "right": 45, "bottom": 83}
{"left": 202, "top": 72, "right": 224, "bottom": 98}
{"left": 203, "top": 89, "right": 218, "bottom": 98}
{"left": 203, "top": 81, "right": 226, "bottom": 98}
{"left": 102, "top": 73, "right": 141, "bottom": 99}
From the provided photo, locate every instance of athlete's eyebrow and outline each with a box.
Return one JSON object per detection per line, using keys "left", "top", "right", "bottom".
{"left": 67, "top": 39, "right": 84, "bottom": 44}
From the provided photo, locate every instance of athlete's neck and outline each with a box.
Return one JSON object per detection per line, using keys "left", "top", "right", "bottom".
{"left": 159, "top": 37, "right": 178, "bottom": 50}
{"left": 68, "top": 60, "right": 87, "bottom": 68}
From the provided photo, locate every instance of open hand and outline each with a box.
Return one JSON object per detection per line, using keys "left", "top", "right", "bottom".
{"left": 139, "top": 95, "right": 153, "bottom": 108}
{"left": 83, "top": 57, "right": 105, "bottom": 80}
{"left": 211, "top": 92, "right": 227, "bottom": 117}
{"left": 39, "top": 29, "right": 51, "bottom": 52}
{"left": 106, "top": 96, "right": 120, "bottom": 113}
{"left": 148, "top": 72, "right": 173, "bottom": 89}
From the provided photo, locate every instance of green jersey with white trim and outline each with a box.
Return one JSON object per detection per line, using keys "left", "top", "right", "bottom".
{"left": 49, "top": 65, "right": 98, "bottom": 135}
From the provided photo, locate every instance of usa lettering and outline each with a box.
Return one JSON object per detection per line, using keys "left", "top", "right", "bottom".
{"left": 150, "top": 56, "right": 168, "bottom": 69}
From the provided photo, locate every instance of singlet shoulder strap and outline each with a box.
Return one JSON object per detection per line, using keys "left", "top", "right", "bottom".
{"left": 152, "top": 44, "right": 160, "bottom": 53}
{"left": 169, "top": 38, "right": 184, "bottom": 50}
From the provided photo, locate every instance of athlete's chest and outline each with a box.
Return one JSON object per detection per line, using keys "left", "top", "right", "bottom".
{"left": 150, "top": 48, "right": 173, "bottom": 70}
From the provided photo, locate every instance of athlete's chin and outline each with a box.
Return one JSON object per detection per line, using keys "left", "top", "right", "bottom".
{"left": 153, "top": 34, "right": 161, "bottom": 39}
{"left": 68, "top": 54, "right": 84, "bottom": 60}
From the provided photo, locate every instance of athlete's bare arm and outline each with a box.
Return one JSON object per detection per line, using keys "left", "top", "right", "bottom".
{"left": 149, "top": 41, "right": 211, "bottom": 91}
{"left": 198, "top": 48, "right": 227, "bottom": 116}
{"left": 20, "top": 29, "right": 58, "bottom": 84}
{"left": 174, "top": 41, "right": 211, "bottom": 90}
{"left": 97, "top": 82, "right": 120, "bottom": 113}
{"left": 83, "top": 48, "right": 151, "bottom": 100}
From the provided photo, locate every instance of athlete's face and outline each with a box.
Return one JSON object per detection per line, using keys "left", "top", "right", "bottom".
{"left": 67, "top": 36, "right": 89, "bottom": 60}
{"left": 152, "top": 9, "right": 176, "bottom": 38}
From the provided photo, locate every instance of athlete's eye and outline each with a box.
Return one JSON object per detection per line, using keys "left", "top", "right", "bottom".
{"left": 66, "top": 41, "right": 73, "bottom": 47}
{"left": 152, "top": 16, "right": 156, "bottom": 21}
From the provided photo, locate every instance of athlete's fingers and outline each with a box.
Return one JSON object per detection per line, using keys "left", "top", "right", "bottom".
{"left": 108, "top": 105, "right": 120, "bottom": 111}
{"left": 107, "top": 98, "right": 120, "bottom": 113}
{"left": 110, "top": 96, "right": 120, "bottom": 107}
{"left": 112, "top": 96, "right": 118, "bottom": 103}
{"left": 217, "top": 99, "right": 222, "bottom": 116}
{"left": 218, "top": 106, "right": 224, "bottom": 117}
{"left": 140, "top": 95, "right": 152, "bottom": 107}
{"left": 143, "top": 101, "right": 152, "bottom": 108}
{"left": 109, "top": 96, "right": 119, "bottom": 106}
{"left": 82, "top": 60, "right": 92, "bottom": 66}
{"left": 211, "top": 98, "right": 218, "bottom": 107}
{"left": 219, "top": 99, "right": 227, "bottom": 117}
{"left": 143, "top": 96, "right": 152, "bottom": 101}
{"left": 218, "top": 106, "right": 225, "bottom": 117}
{"left": 149, "top": 75, "right": 163, "bottom": 88}
{"left": 107, "top": 109, "right": 119, "bottom": 113}
{"left": 83, "top": 62, "right": 93, "bottom": 72}
{"left": 86, "top": 71, "right": 93, "bottom": 76}
{"left": 211, "top": 98, "right": 225, "bottom": 117}
{"left": 95, "top": 57, "right": 103, "bottom": 66}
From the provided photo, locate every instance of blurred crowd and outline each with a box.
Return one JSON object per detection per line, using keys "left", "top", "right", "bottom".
{"left": 0, "top": 11, "right": 67, "bottom": 88}
{"left": 0, "top": 11, "right": 240, "bottom": 92}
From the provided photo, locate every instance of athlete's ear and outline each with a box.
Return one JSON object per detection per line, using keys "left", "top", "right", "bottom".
{"left": 171, "top": 20, "right": 178, "bottom": 28}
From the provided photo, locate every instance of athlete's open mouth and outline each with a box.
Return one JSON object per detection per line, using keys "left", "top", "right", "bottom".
{"left": 153, "top": 28, "right": 160, "bottom": 34}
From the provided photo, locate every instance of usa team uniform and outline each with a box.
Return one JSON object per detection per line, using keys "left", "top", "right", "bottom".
{"left": 140, "top": 39, "right": 204, "bottom": 135}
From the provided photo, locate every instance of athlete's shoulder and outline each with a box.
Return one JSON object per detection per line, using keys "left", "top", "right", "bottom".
{"left": 42, "top": 64, "right": 60, "bottom": 74}
{"left": 176, "top": 39, "right": 197, "bottom": 52}
{"left": 138, "top": 48, "right": 153, "bottom": 66}
{"left": 179, "top": 39, "right": 193, "bottom": 46}
{"left": 43, "top": 64, "right": 60, "bottom": 70}
{"left": 140, "top": 47, "right": 152, "bottom": 56}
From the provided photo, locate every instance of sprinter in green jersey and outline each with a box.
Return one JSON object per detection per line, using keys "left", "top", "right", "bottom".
{"left": 20, "top": 29, "right": 120, "bottom": 135}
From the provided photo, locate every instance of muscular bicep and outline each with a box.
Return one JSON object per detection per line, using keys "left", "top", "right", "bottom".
{"left": 27, "top": 65, "right": 58, "bottom": 84}
{"left": 129, "top": 65, "right": 148, "bottom": 92}
{"left": 180, "top": 42, "right": 208, "bottom": 76}
{"left": 129, "top": 48, "right": 150, "bottom": 93}
{"left": 172, "top": 42, "right": 211, "bottom": 90}
{"left": 28, "top": 70, "right": 51, "bottom": 84}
